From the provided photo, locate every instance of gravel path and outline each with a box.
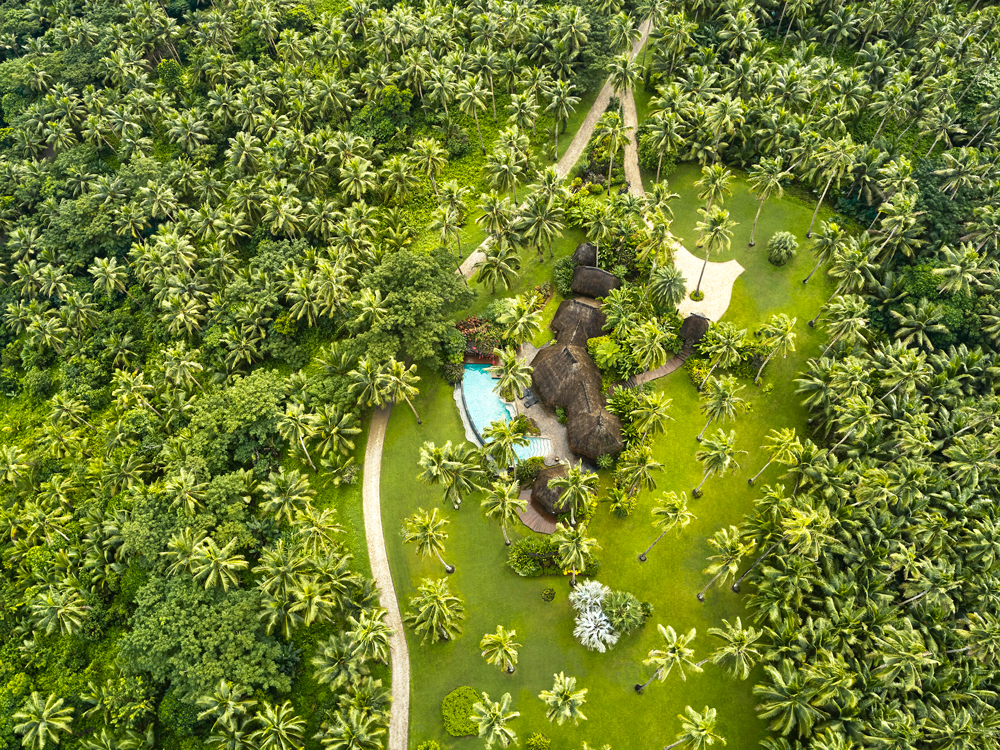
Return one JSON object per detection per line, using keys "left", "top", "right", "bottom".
{"left": 361, "top": 405, "right": 411, "bottom": 750}
{"left": 621, "top": 82, "right": 644, "bottom": 197}
{"left": 459, "top": 19, "right": 652, "bottom": 280}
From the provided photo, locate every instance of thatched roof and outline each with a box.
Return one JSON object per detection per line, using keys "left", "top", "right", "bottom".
{"left": 532, "top": 464, "right": 567, "bottom": 516}
{"left": 530, "top": 344, "right": 601, "bottom": 409}
{"left": 572, "top": 242, "right": 597, "bottom": 267}
{"left": 530, "top": 343, "right": 625, "bottom": 460}
{"left": 571, "top": 266, "right": 621, "bottom": 299}
{"left": 569, "top": 405, "right": 624, "bottom": 459}
{"left": 680, "top": 313, "right": 711, "bottom": 345}
{"left": 551, "top": 298, "right": 606, "bottom": 348}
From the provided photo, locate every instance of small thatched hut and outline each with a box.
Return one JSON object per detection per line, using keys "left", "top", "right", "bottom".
{"left": 572, "top": 242, "right": 597, "bottom": 266}
{"left": 680, "top": 313, "right": 711, "bottom": 347}
{"left": 532, "top": 464, "right": 567, "bottom": 515}
{"left": 569, "top": 406, "right": 624, "bottom": 460}
{"left": 571, "top": 266, "right": 621, "bottom": 299}
{"left": 550, "top": 298, "right": 606, "bottom": 348}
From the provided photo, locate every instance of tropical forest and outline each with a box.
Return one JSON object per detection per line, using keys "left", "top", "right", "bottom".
{"left": 0, "top": 0, "right": 998, "bottom": 748}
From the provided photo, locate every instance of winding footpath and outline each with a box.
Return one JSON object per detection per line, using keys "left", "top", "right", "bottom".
{"left": 361, "top": 405, "right": 411, "bottom": 750}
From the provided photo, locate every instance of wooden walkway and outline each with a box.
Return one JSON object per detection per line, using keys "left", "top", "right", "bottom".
{"left": 611, "top": 346, "right": 693, "bottom": 393}
{"left": 517, "top": 491, "right": 558, "bottom": 534}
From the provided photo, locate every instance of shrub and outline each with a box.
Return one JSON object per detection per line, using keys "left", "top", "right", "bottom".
{"left": 608, "top": 487, "right": 636, "bottom": 518}
{"left": 516, "top": 456, "right": 546, "bottom": 487}
{"left": 767, "top": 231, "right": 799, "bottom": 266}
{"left": 442, "top": 686, "right": 480, "bottom": 737}
{"left": 555, "top": 406, "right": 568, "bottom": 424}
{"left": 541, "top": 588, "right": 555, "bottom": 602}
{"left": 597, "top": 453, "right": 615, "bottom": 470}
{"left": 507, "top": 537, "right": 558, "bottom": 577}
{"left": 444, "top": 361, "right": 464, "bottom": 384}
{"left": 553, "top": 255, "right": 576, "bottom": 296}
{"left": 602, "top": 590, "right": 648, "bottom": 635}
{"left": 526, "top": 733, "right": 551, "bottom": 750}
{"left": 417, "top": 742, "right": 443, "bottom": 750}
{"left": 690, "top": 290, "right": 705, "bottom": 301}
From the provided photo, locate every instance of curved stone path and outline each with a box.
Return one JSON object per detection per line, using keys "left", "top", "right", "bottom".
{"left": 361, "top": 405, "right": 411, "bottom": 750}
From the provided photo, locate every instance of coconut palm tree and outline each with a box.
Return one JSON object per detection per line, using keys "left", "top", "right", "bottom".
{"left": 545, "top": 79, "right": 580, "bottom": 158}
{"left": 314, "top": 708, "right": 385, "bottom": 750}
{"left": 471, "top": 693, "right": 519, "bottom": 748}
{"left": 475, "top": 245, "right": 520, "bottom": 294}
{"left": 410, "top": 137, "right": 448, "bottom": 197}
{"left": 617, "top": 443, "right": 663, "bottom": 497}
{"left": 746, "top": 157, "right": 792, "bottom": 247}
{"left": 646, "top": 110, "right": 683, "bottom": 183}
{"left": 486, "top": 148, "right": 524, "bottom": 206}
{"left": 349, "top": 356, "right": 388, "bottom": 408}
{"left": 382, "top": 358, "right": 423, "bottom": 425}
{"left": 260, "top": 468, "right": 315, "bottom": 525}
{"left": 538, "top": 673, "right": 587, "bottom": 725}
{"left": 802, "top": 220, "right": 848, "bottom": 285}
{"left": 636, "top": 624, "right": 701, "bottom": 693}
{"left": 630, "top": 390, "right": 674, "bottom": 443}
{"left": 197, "top": 681, "right": 257, "bottom": 726}
{"left": 699, "top": 322, "right": 746, "bottom": 386}
{"left": 663, "top": 706, "right": 726, "bottom": 750}
{"left": 697, "top": 376, "right": 746, "bottom": 441}
{"left": 312, "top": 634, "right": 368, "bottom": 690}
{"left": 754, "top": 315, "right": 797, "bottom": 384}
{"left": 13, "top": 693, "right": 74, "bottom": 750}
{"left": 702, "top": 618, "right": 762, "bottom": 679}
{"left": 278, "top": 402, "right": 319, "bottom": 470}
{"left": 693, "top": 429, "right": 745, "bottom": 498}
{"left": 482, "top": 420, "right": 529, "bottom": 473}
{"left": 805, "top": 137, "right": 856, "bottom": 238}
{"left": 164, "top": 343, "right": 206, "bottom": 392}
{"left": 346, "top": 608, "right": 393, "bottom": 665}
{"left": 191, "top": 538, "right": 249, "bottom": 592}
{"left": 498, "top": 295, "right": 542, "bottom": 346}
{"left": 821, "top": 294, "right": 869, "bottom": 357}
{"left": 404, "top": 576, "right": 465, "bottom": 643}
{"left": 697, "top": 525, "right": 753, "bottom": 602}
{"left": 748, "top": 428, "right": 800, "bottom": 486}
{"left": 639, "top": 491, "right": 695, "bottom": 562}
{"left": 551, "top": 522, "right": 599, "bottom": 587}
{"left": 250, "top": 702, "right": 304, "bottom": 750}
{"left": 488, "top": 347, "right": 533, "bottom": 406}
{"left": 481, "top": 480, "right": 527, "bottom": 546}
{"left": 693, "top": 207, "right": 737, "bottom": 296}
{"left": 594, "top": 113, "right": 631, "bottom": 197}
{"left": 457, "top": 75, "right": 489, "bottom": 154}
{"left": 695, "top": 164, "right": 733, "bottom": 213}
{"left": 517, "top": 192, "right": 565, "bottom": 261}
{"left": 480, "top": 626, "right": 521, "bottom": 673}
{"left": 548, "top": 462, "right": 599, "bottom": 526}
{"left": 402, "top": 507, "right": 454, "bottom": 574}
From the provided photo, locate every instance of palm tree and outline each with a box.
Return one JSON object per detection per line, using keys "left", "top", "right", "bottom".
{"left": 497, "top": 295, "right": 542, "bottom": 346}
{"left": 411, "top": 137, "right": 448, "bottom": 197}
{"left": 544, "top": 79, "right": 580, "bottom": 158}
{"left": 646, "top": 111, "right": 683, "bottom": 183}
{"left": 349, "top": 356, "right": 388, "bottom": 409}
{"left": 746, "top": 157, "right": 791, "bottom": 247}
{"left": 402, "top": 507, "right": 454, "bottom": 574}
{"left": 636, "top": 625, "right": 701, "bottom": 693}
{"left": 695, "top": 164, "right": 733, "bottom": 213}
{"left": 89, "top": 256, "right": 136, "bottom": 301}
{"left": 481, "top": 480, "right": 527, "bottom": 546}
{"left": 693, "top": 429, "right": 745, "bottom": 498}
{"left": 475, "top": 245, "right": 520, "bottom": 294}
{"left": 488, "top": 348, "right": 532, "bottom": 407}
{"left": 485, "top": 148, "right": 524, "bottom": 206}
{"left": 197, "top": 681, "right": 257, "bottom": 726}
{"left": 471, "top": 693, "right": 519, "bottom": 748}
{"left": 191, "top": 538, "right": 249, "bottom": 592}
{"left": 278, "top": 402, "right": 319, "bottom": 470}
{"left": 548, "top": 462, "right": 598, "bottom": 526}
{"left": 347, "top": 608, "right": 394, "bottom": 665}
{"left": 696, "top": 376, "right": 746, "bottom": 441}
{"left": 628, "top": 319, "right": 673, "bottom": 372}
{"left": 13, "top": 693, "right": 74, "bottom": 750}
{"left": 551, "top": 522, "right": 599, "bottom": 587}
{"left": 802, "top": 220, "right": 847, "bottom": 284}
{"left": 250, "top": 702, "right": 304, "bottom": 750}
{"left": 703, "top": 618, "right": 762, "bottom": 679}
{"left": 260, "top": 468, "right": 315, "bottom": 525}
{"left": 314, "top": 709, "right": 385, "bottom": 750}
{"left": 805, "top": 137, "right": 856, "bottom": 238}
{"left": 457, "top": 76, "right": 489, "bottom": 154}
{"left": 754, "top": 315, "right": 797, "bottom": 384}
{"left": 482, "top": 420, "right": 529, "bottom": 473}
{"left": 480, "top": 626, "right": 521, "bottom": 673}
{"left": 639, "top": 491, "right": 695, "bottom": 562}
{"left": 630, "top": 390, "right": 674, "bottom": 443}
{"left": 516, "top": 193, "right": 564, "bottom": 261}
{"left": 617, "top": 443, "right": 663, "bottom": 497}
{"left": 594, "top": 113, "right": 631, "bottom": 197}
{"left": 312, "top": 634, "right": 368, "bottom": 690}
{"left": 693, "top": 207, "right": 737, "bottom": 296}
{"left": 748, "top": 428, "right": 800, "bottom": 486}
{"left": 650, "top": 265, "right": 687, "bottom": 310}
{"left": 404, "top": 577, "right": 465, "bottom": 643}
{"left": 821, "top": 294, "right": 869, "bottom": 357}
{"left": 697, "top": 525, "right": 753, "bottom": 602}
{"left": 663, "top": 706, "right": 726, "bottom": 750}
{"left": 607, "top": 51, "right": 640, "bottom": 99}
{"left": 538, "top": 673, "right": 587, "bottom": 726}
{"left": 382, "top": 358, "right": 422, "bottom": 425}
{"left": 699, "top": 322, "right": 746, "bottom": 386}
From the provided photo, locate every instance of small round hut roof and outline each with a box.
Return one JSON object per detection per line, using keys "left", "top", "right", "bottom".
{"left": 680, "top": 313, "right": 711, "bottom": 345}
{"left": 532, "top": 463, "right": 567, "bottom": 515}
{"left": 551, "top": 298, "right": 606, "bottom": 348}
{"left": 566, "top": 390, "right": 624, "bottom": 459}
{"left": 571, "top": 266, "right": 621, "bottom": 299}
{"left": 572, "top": 242, "right": 597, "bottom": 267}
{"left": 530, "top": 344, "right": 602, "bottom": 409}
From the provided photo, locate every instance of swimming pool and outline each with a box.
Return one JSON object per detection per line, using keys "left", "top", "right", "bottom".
{"left": 460, "top": 364, "right": 549, "bottom": 461}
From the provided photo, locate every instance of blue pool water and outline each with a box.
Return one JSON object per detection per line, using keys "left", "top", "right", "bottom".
{"left": 461, "top": 364, "right": 548, "bottom": 461}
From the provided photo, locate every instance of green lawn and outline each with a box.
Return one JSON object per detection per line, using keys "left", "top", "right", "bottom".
{"left": 379, "top": 163, "right": 837, "bottom": 749}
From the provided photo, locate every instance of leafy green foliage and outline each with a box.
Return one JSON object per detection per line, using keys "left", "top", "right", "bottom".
{"left": 766, "top": 231, "right": 798, "bottom": 266}
{"left": 441, "top": 686, "right": 481, "bottom": 737}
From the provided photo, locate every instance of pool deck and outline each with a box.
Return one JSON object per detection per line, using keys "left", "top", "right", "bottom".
{"left": 517, "top": 490, "right": 558, "bottom": 534}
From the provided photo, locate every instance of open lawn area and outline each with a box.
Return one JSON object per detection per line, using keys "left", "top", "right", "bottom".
{"left": 378, "top": 163, "right": 838, "bottom": 748}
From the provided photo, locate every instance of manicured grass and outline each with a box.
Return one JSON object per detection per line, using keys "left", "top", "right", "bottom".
{"left": 378, "top": 162, "right": 837, "bottom": 749}
{"left": 555, "top": 87, "right": 601, "bottom": 163}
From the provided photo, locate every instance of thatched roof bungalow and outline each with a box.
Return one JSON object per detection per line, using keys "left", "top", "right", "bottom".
{"left": 550, "top": 298, "right": 606, "bottom": 348}
{"left": 532, "top": 464, "right": 567, "bottom": 516}
{"left": 571, "top": 266, "right": 621, "bottom": 299}
{"left": 680, "top": 313, "right": 711, "bottom": 346}
{"left": 572, "top": 242, "right": 597, "bottom": 266}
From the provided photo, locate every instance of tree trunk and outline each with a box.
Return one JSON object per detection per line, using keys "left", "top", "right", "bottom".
{"left": 700, "top": 361, "right": 719, "bottom": 389}
{"left": 474, "top": 109, "right": 485, "bottom": 155}
{"left": 430, "top": 172, "right": 439, "bottom": 197}
{"left": 502, "top": 524, "right": 510, "bottom": 546}
{"left": 730, "top": 535, "right": 787, "bottom": 592}
{"left": 821, "top": 331, "right": 844, "bottom": 358}
{"left": 656, "top": 151, "right": 663, "bottom": 183}
{"left": 694, "top": 247, "right": 710, "bottom": 295}
{"left": 749, "top": 457, "right": 773, "bottom": 485}
{"left": 806, "top": 176, "right": 834, "bottom": 238}
{"left": 639, "top": 529, "right": 667, "bottom": 562}
{"left": 607, "top": 151, "right": 615, "bottom": 196}
{"left": 403, "top": 395, "right": 423, "bottom": 425}
{"left": 803, "top": 255, "right": 825, "bottom": 284}
{"left": 748, "top": 197, "right": 765, "bottom": 246}
{"left": 299, "top": 436, "right": 316, "bottom": 470}
{"left": 435, "top": 550, "right": 455, "bottom": 574}
{"left": 636, "top": 669, "right": 660, "bottom": 692}
{"left": 924, "top": 131, "right": 942, "bottom": 159}
{"left": 489, "top": 76, "right": 497, "bottom": 123}
{"left": 696, "top": 569, "right": 725, "bottom": 601}
{"left": 697, "top": 417, "right": 713, "bottom": 441}
{"left": 754, "top": 348, "right": 777, "bottom": 384}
